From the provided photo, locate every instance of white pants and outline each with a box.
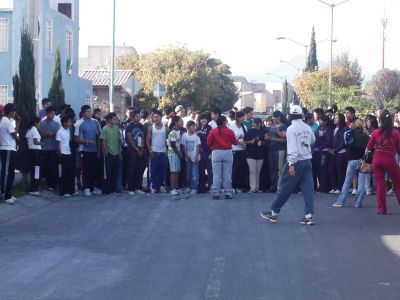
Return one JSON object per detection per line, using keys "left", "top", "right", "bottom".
{"left": 247, "top": 158, "right": 264, "bottom": 191}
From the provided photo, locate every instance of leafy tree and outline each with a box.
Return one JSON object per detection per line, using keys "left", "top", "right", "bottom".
{"left": 367, "top": 69, "right": 400, "bottom": 109}
{"left": 48, "top": 47, "right": 65, "bottom": 109}
{"left": 281, "top": 78, "right": 289, "bottom": 114}
{"left": 305, "top": 27, "right": 318, "bottom": 72}
{"left": 117, "top": 46, "right": 238, "bottom": 111}
{"left": 334, "top": 51, "right": 363, "bottom": 88}
{"left": 13, "top": 26, "right": 36, "bottom": 173}
{"left": 231, "top": 75, "right": 248, "bottom": 83}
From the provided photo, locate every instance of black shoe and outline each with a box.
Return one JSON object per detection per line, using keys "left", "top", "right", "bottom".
{"left": 300, "top": 217, "right": 315, "bottom": 225}
{"left": 212, "top": 194, "right": 220, "bottom": 200}
{"left": 260, "top": 211, "right": 278, "bottom": 224}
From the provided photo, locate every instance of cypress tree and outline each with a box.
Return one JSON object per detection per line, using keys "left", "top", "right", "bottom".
{"left": 14, "top": 26, "right": 37, "bottom": 173}
{"left": 48, "top": 47, "right": 65, "bottom": 109}
{"left": 281, "top": 78, "right": 289, "bottom": 114}
{"left": 305, "top": 27, "right": 318, "bottom": 72}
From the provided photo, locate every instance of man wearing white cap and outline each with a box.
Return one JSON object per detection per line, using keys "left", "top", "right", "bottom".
{"left": 260, "top": 105, "right": 316, "bottom": 225}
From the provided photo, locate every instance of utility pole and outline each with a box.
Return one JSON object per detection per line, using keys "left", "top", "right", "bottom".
{"left": 381, "top": 14, "right": 388, "bottom": 70}
{"left": 109, "top": 0, "right": 116, "bottom": 112}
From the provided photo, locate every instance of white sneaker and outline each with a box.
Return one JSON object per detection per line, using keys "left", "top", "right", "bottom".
{"left": 84, "top": 189, "right": 91, "bottom": 196}
{"left": 29, "top": 191, "right": 41, "bottom": 197}
{"left": 160, "top": 186, "right": 167, "bottom": 193}
{"left": 128, "top": 191, "right": 135, "bottom": 196}
{"left": 189, "top": 189, "right": 197, "bottom": 195}
{"left": 5, "top": 198, "right": 15, "bottom": 204}
{"left": 235, "top": 189, "right": 242, "bottom": 194}
{"left": 184, "top": 188, "right": 191, "bottom": 194}
{"left": 366, "top": 189, "right": 372, "bottom": 195}
{"left": 329, "top": 189, "right": 335, "bottom": 194}
{"left": 334, "top": 190, "right": 341, "bottom": 194}
{"left": 63, "top": 194, "right": 71, "bottom": 197}
{"left": 72, "top": 191, "right": 80, "bottom": 196}
{"left": 387, "top": 189, "right": 394, "bottom": 195}
{"left": 135, "top": 189, "right": 145, "bottom": 195}
{"left": 171, "top": 189, "right": 179, "bottom": 196}
{"left": 351, "top": 189, "right": 357, "bottom": 195}
{"left": 150, "top": 188, "right": 157, "bottom": 194}
{"left": 93, "top": 188, "right": 102, "bottom": 195}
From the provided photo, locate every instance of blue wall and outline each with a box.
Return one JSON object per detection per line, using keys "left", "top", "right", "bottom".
{"left": 0, "top": 10, "right": 13, "bottom": 103}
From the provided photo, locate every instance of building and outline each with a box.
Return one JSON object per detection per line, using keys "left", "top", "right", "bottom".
{"left": 79, "top": 45, "right": 137, "bottom": 75}
{"left": 0, "top": 0, "right": 92, "bottom": 112}
{"left": 81, "top": 70, "right": 142, "bottom": 118}
{"left": 233, "top": 82, "right": 272, "bottom": 113}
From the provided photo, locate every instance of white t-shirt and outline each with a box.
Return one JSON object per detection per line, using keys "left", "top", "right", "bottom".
{"left": 26, "top": 127, "right": 41, "bottom": 150}
{"left": 182, "top": 132, "right": 201, "bottom": 161}
{"left": 74, "top": 118, "right": 84, "bottom": 152}
{"left": 56, "top": 127, "right": 71, "bottom": 155}
{"left": 229, "top": 123, "right": 246, "bottom": 151}
{"left": 0, "top": 117, "right": 16, "bottom": 151}
{"left": 208, "top": 120, "right": 217, "bottom": 129}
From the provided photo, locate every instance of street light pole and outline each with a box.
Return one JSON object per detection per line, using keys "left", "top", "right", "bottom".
{"left": 318, "top": 0, "right": 350, "bottom": 104}
{"left": 277, "top": 37, "right": 308, "bottom": 69}
{"left": 280, "top": 60, "right": 301, "bottom": 74}
{"left": 109, "top": 0, "right": 116, "bottom": 112}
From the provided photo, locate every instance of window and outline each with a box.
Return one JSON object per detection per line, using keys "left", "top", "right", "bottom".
{"left": 58, "top": 3, "right": 72, "bottom": 19}
{"left": 0, "top": 18, "right": 9, "bottom": 52}
{"left": 46, "top": 19, "right": 53, "bottom": 54}
{"left": 0, "top": 86, "right": 8, "bottom": 104}
{"left": 66, "top": 30, "right": 73, "bottom": 75}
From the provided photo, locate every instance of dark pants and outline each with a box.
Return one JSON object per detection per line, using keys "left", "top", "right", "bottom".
{"left": 311, "top": 152, "right": 318, "bottom": 191}
{"left": 179, "top": 156, "right": 187, "bottom": 188}
{"left": 127, "top": 149, "right": 146, "bottom": 191}
{"left": 232, "top": 150, "right": 247, "bottom": 189}
{"left": 315, "top": 151, "right": 329, "bottom": 193}
{"left": 198, "top": 152, "right": 212, "bottom": 193}
{"left": 328, "top": 152, "right": 347, "bottom": 191}
{"left": 82, "top": 152, "right": 97, "bottom": 191}
{"left": 150, "top": 152, "right": 167, "bottom": 190}
{"left": 29, "top": 150, "right": 41, "bottom": 192}
{"left": 104, "top": 153, "right": 120, "bottom": 194}
{"left": 268, "top": 150, "right": 286, "bottom": 191}
{"left": 94, "top": 152, "right": 104, "bottom": 189}
{"left": 270, "top": 159, "right": 314, "bottom": 215}
{"left": 41, "top": 150, "right": 58, "bottom": 189}
{"left": 60, "top": 154, "right": 75, "bottom": 195}
{"left": 259, "top": 153, "right": 271, "bottom": 192}
{"left": 121, "top": 147, "right": 129, "bottom": 190}
{"left": 0, "top": 150, "right": 16, "bottom": 200}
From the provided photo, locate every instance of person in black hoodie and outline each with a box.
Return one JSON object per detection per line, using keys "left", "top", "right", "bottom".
{"left": 328, "top": 114, "right": 347, "bottom": 194}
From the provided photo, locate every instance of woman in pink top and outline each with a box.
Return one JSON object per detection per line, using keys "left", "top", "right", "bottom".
{"left": 367, "top": 110, "right": 400, "bottom": 214}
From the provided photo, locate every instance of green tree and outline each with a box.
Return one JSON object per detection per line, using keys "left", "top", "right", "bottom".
{"left": 334, "top": 51, "right": 363, "bottom": 88}
{"left": 48, "top": 47, "right": 65, "bottom": 109}
{"left": 117, "top": 46, "right": 238, "bottom": 111}
{"left": 305, "top": 27, "right": 318, "bottom": 72}
{"left": 367, "top": 69, "right": 400, "bottom": 109}
{"left": 13, "top": 26, "right": 36, "bottom": 173}
{"left": 281, "top": 78, "right": 289, "bottom": 114}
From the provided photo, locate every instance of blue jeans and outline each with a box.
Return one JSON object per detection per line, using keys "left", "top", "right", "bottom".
{"left": 337, "top": 160, "right": 366, "bottom": 206}
{"left": 150, "top": 152, "right": 167, "bottom": 190}
{"left": 270, "top": 159, "right": 314, "bottom": 215}
{"left": 186, "top": 160, "right": 199, "bottom": 190}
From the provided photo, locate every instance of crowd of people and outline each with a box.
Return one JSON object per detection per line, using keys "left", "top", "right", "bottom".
{"left": 0, "top": 98, "right": 399, "bottom": 219}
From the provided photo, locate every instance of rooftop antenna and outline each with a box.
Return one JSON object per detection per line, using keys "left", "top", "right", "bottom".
{"left": 381, "top": 9, "right": 388, "bottom": 69}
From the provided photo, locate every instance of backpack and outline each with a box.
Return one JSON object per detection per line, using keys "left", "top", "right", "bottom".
{"left": 344, "top": 128, "right": 354, "bottom": 146}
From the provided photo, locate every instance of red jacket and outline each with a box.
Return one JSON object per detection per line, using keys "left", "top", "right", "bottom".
{"left": 207, "top": 126, "right": 238, "bottom": 150}
{"left": 367, "top": 128, "right": 400, "bottom": 158}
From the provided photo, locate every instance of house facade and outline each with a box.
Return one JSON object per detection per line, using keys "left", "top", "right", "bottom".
{"left": 0, "top": 0, "right": 92, "bottom": 112}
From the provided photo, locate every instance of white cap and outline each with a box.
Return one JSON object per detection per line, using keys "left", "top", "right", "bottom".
{"left": 290, "top": 105, "right": 302, "bottom": 115}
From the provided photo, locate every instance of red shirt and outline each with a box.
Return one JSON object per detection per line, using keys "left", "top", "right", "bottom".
{"left": 207, "top": 126, "right": 238, "bottom": 150}
{"left": 367, "top": 128, "right": 400, "bottom": 158}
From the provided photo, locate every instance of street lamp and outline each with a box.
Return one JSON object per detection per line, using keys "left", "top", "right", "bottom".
{"left": 277, "top": 37, "right": 308, "bottom": 67}
{"left": 280, "top": 60, "right": 301, "bottom": 74}
{"left": 318, "top": 0, "right": 350, "bottom": 104}
{"left": 109, "top": 0, "right": 116, "bottom": 112}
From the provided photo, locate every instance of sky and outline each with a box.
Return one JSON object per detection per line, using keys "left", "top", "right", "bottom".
{"left": 1, "top": 0, "right": 400, "bottom": 80}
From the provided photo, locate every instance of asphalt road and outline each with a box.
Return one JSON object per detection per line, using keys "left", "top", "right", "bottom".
{"left": 0, "top": 190, "right": 399, "bottom": 300}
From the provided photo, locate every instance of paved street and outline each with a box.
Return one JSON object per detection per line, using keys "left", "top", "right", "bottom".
{"left": 0, "top": 191, "right": 399, "bottom": 300}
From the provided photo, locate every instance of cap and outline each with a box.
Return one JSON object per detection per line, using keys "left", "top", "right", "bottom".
{"left": 290, "top": 105, "right": 302, "bottom": 115}
{"left": 175, "top": 105, "right": 184, "bottom": 113}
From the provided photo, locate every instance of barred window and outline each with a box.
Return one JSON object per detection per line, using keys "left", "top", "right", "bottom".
{"left": 0, "top": 18, "right": 9, "bottom": 52}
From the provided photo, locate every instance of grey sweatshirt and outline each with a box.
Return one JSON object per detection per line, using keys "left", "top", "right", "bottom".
{"left": 286, "top": 119, "right": 316, "bottom": 165}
